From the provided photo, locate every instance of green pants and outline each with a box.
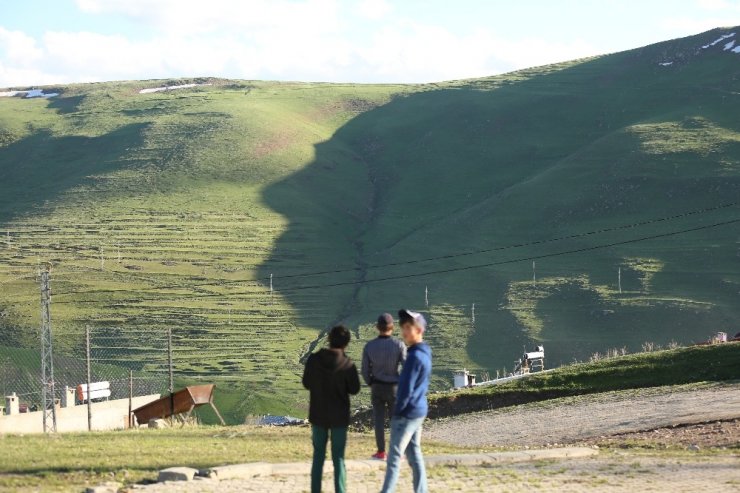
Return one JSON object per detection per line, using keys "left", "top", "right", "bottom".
{"left": 311, "top": 425, "right": 347, "bottom": 493}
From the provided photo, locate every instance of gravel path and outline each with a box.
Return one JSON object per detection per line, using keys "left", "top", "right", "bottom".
{"left": 135, "top": 455, "right": 740, "bottom": 492}
{"left": 425, "top": 383, "right": 740, "bottom": 447}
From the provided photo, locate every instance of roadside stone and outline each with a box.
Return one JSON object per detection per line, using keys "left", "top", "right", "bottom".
{"left": 158, "top": 467, "right": 199, "bottom": 482}
{"left": 192, "top": 476, "right": 218, "bottom": 482}
{"left": 85, "top": 481, "right": 121, "bottom": 493}
{"left": 148, "top": 419, "right": 169, "bottom": 429}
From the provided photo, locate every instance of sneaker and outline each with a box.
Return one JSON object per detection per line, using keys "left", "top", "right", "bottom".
{"left": 371, "top": 451, "right": 387, "bottom": 461}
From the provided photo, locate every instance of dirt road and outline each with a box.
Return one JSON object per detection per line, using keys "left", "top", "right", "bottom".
{"left": 425, "top": 383, "right": 740, "bottom": 447}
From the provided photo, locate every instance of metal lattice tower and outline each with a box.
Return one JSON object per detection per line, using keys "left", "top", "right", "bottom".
{"left": 40, "top": 267, "right": 57, "bottom": 433}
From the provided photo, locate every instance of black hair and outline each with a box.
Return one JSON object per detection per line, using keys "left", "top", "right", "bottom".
{"left": 398, "top": 310, "right": 414, "bottom": 326}
{"left": 328, "top": 325, "right": 351, "bottom": 349}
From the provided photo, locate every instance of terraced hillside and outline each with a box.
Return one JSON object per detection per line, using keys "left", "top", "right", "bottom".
{"left": 1, "top": 27, "right": 739, "bottom": 420}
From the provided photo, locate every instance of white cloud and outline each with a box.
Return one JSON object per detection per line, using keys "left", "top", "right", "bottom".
{"left": 0, "top": 0, "right": 735, "bottom": 87}
{"left": 354, "top": 22, "right": 596, "bottom": 82}
{"left": 0, "top": 19, "right": 600, "bottom": 86}
{"left": 661, "top": 15, "right": 740, "bottom": 34}
{"left": 74, "top": 0, "right": 343, "bottom": 35}
{"left": 357, "top": 0, "right": 393, "bottom": 20}
{"left": 0, "top": 62, "right": 57, "bottom": 87}
{"left": 0, "top": 27, "right": 43, "bottom": 66}
{"left": 674, "top": 0, "right": 740, "bottom": 31}
{"left": 696, "top": 0, "right": 740, "bottom": 11}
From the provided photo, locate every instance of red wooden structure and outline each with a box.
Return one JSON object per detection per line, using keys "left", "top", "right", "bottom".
{"left": 132, "top": 384, "right": 225, "bottom": 426}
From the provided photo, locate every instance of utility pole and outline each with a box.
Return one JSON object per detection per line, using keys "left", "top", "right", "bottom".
{"left": 117, "top": 243, "right": 121, "bottom": 264}
{"left": 99, "top": 245, "right": 104, "bottom": 271}
{"left": 425, "top": 286, "right": 429, "bottom": 307}
{"left": 40, "top": 265, "right": 57, "bottom": 433}
{"left": 270, "top": 273, "right": 273, "bottom": 294}
{"left": 618, "top": 267, "right": 622, "bottom": 294}
{"left": 471, "top": 303, "right": 476, "bottom": 325}
{"left": 85, "top": 326, "right": 92, "bottom": 432}
{"left": 532, "top": 261, "right": 536, "bottom": 286}
{"left": 5, "top": 230, "right": 10, "bottom": 248}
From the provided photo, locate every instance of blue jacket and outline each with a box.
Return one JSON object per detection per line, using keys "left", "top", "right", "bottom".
{"left": 393, "top": 342, "right": 432, "bottom": 419}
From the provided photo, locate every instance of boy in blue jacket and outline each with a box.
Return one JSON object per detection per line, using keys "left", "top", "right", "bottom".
{"left": 380, "top": 309, "right": 432, "bottom": 493}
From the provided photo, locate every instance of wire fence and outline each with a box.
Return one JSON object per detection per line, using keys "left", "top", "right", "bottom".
{"left": 1, "top": 327, "right": 170, "bottom": 420}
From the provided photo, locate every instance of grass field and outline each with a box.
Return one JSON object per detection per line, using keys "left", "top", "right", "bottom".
{"left": 0, "top": 430, "right": 734, "bottom": 492}
{"left": 1, "top": 27, "right": 740, "bottom": 420}
{"left": 0, "top": 426, "right": 480, "bottom": 492}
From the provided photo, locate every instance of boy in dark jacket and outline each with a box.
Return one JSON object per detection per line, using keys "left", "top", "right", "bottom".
{"left": 303, "top": 325, "right": 361, "bottom": 493}
{"left": 380, "top": 309, "right": 432, "bottom": 493}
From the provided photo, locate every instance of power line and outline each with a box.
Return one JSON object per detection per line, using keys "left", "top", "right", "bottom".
{"left": 53, "top": 217, "right": 740, "bottom": 302}
{"left": 48, "top": 200, "right": 740, "bottom": 298}
{"left": 263, "top": 201, "right": 740, "bottom": 282}
{"left": 274, "top": 217, "right": 740, "bottom": 293}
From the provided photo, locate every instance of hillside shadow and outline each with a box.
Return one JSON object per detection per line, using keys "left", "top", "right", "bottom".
{"left": 47, "top": 94, "right": 86, "bottom": 114}
{"left": 257, "top": 56, "right": 635, "bottom": 353}
{"left": 0, "top": 123, "right": 149, "bottom": 223}
{"left": 258, "top": 30, "right": 740, "bottom": 369}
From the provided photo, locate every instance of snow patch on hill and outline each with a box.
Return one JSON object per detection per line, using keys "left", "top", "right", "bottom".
{"left": 702, "top": 32, "right": 735, "bottom": 49}
{"left": 0, "top": 89, "right": 59, "bottom": 98}
{"left": 661, "top": 31, "right": 740, "bottom": 66}
{"left": 139, "top": 83, "right": 212, "bottom": 94}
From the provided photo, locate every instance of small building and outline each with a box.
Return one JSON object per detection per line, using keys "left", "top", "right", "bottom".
{"left": 514, "top": 345, "right": 545, "bottom": 374}
{"left": 453, "top": 369, "right": 477, "bottom": 389}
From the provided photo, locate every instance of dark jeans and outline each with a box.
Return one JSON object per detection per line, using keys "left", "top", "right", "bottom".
{"left": 371, "top": 383, "right": 397, "bottom": 452}
{"left": 311, "top": 425, "right": 347, "bottom": 493}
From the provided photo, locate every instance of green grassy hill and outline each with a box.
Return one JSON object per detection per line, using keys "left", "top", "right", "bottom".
{"left": 1, "top": 27, "right": 739, "bottom": 421}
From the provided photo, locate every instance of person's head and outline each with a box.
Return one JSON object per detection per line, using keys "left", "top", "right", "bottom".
{"left": 398, "top": 309, "right": 426, "bottom": 346}
{"left": 376, "top": 313, "right": 394, "bottom": 335}
{"left": 328, "top": 325, "right": 351, "bottom": 350}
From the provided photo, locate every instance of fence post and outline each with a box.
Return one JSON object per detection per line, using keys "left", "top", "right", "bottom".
{"left": 128, "top": 369, "right": 133, "bottom": 429}
{"left": 167, "top": 328, "right": 174, "bottom": 419}
{"left": 167, "top": 328, "right": 174, "bottom": 394}
{"left": 85, "top": 326, "right": 92, "bottom": 432}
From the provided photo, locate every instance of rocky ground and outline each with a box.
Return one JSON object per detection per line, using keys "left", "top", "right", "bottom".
{"left": 424, "top": 383, "right": 740, "bottom": 447}
{"left": 582, "top": 419, "right": 740, "bottom": 450}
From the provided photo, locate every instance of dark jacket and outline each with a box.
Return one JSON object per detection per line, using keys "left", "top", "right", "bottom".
{"left": 302, "top": 348, "right": 361, "bottom": 428}
{"left": 393, "top": 342, "right": 432, "bottom": 419}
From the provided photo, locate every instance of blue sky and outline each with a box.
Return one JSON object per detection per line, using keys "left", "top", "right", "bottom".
{"left": 1, "top": 0, "right": 739, "bottom": 86}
